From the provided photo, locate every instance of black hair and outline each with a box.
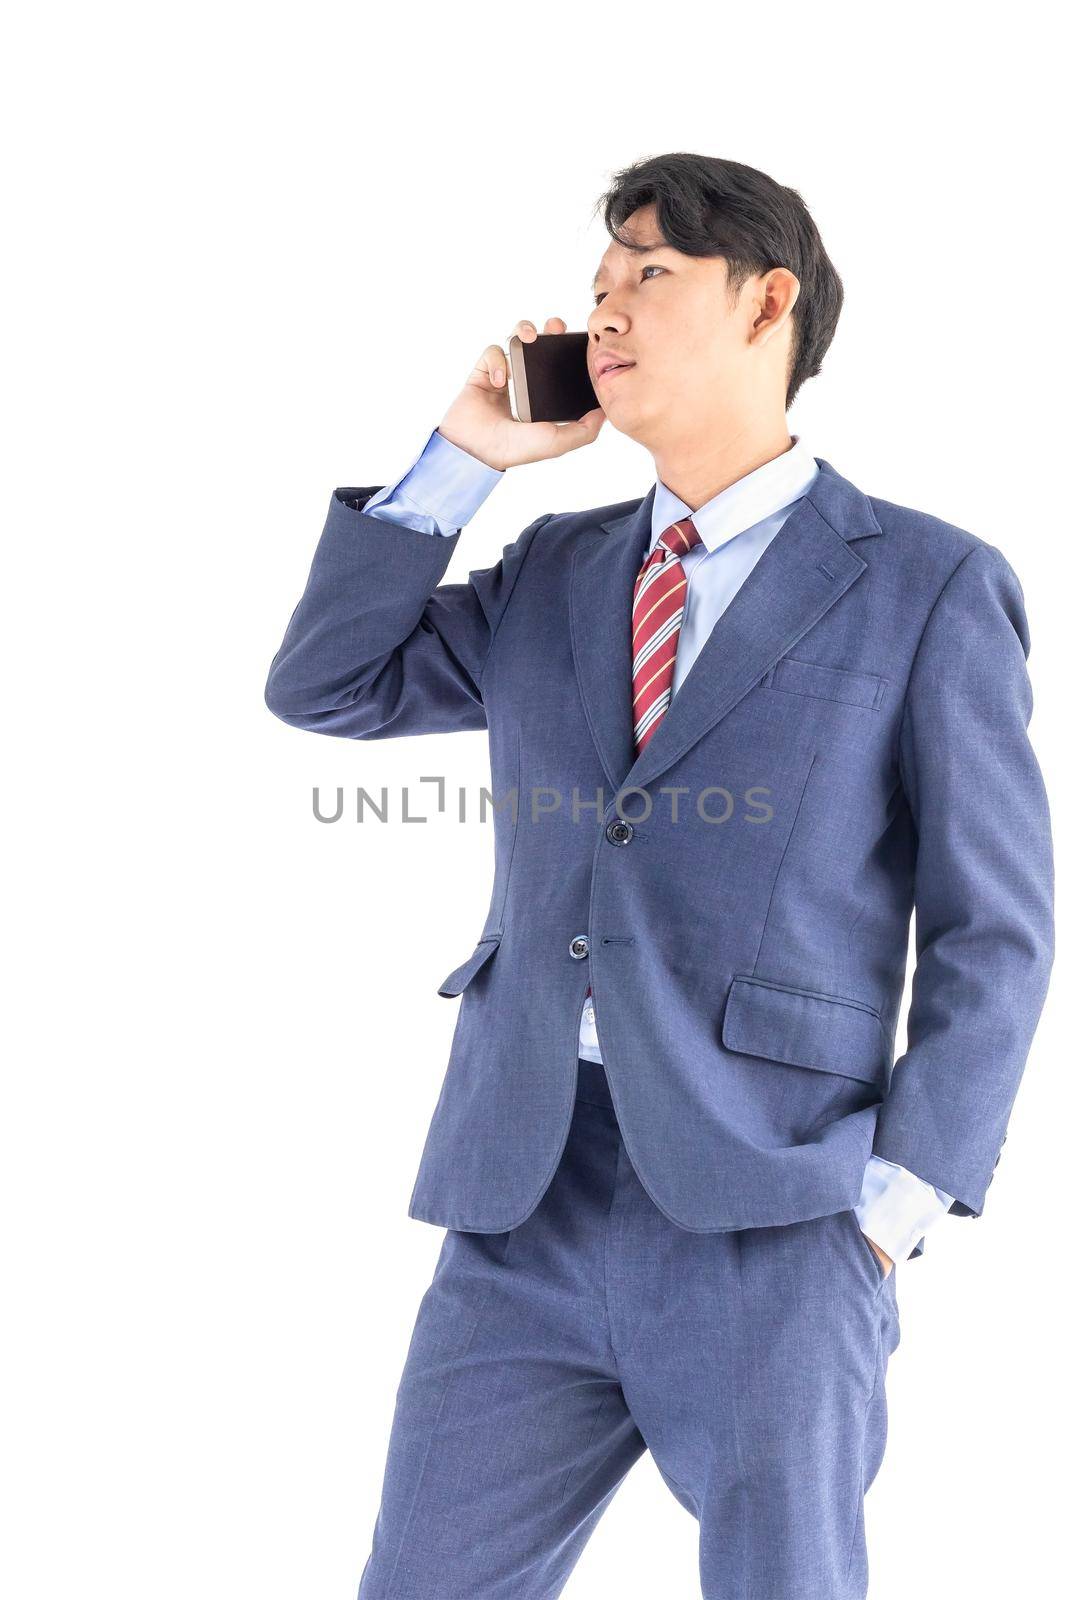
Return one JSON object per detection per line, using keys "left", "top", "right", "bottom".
{"left": 592, "top": 153, "right": 844, "bottom": 409}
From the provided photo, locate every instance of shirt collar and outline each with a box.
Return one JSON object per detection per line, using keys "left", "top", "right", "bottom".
{"left": 650, "top": 433, "right": 819, "bottom": 554}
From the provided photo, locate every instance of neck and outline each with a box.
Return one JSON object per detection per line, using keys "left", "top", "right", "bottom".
{"left": 650, "top": 409, "right": 794, "bottom": 512}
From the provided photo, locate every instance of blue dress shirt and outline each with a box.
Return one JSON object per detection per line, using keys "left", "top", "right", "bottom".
{"left": 359, "top": 426, "right": 956, "bottom": 1263}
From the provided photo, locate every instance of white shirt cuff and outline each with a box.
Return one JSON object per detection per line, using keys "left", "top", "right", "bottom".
{"left": 362, "top": 427, "right": 504, "bottom": 534}
{"left": 854, "top": 1154, "right": 955, "bottom": 1262}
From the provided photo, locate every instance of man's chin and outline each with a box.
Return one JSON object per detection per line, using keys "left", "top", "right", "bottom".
{"left": 597, "top": 398, "right": 651, "bottom": 443}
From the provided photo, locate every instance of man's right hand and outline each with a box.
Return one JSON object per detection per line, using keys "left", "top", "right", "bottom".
{"left": 436, "top": 317, "right": 607, "bottom": 473}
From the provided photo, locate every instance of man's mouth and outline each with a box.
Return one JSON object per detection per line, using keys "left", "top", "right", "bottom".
{"left": 596, "top": 362, "right": 635, "bottom": 383}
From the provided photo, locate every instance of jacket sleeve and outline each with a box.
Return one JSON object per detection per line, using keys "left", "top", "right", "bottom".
{"left": 264, "top": 487, "right": 552, "bottom": 738}
{"left": 872, "top": 541, "right": 1055, "bottom": 1216}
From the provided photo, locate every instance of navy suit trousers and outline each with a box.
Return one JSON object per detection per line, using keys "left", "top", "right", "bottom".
{"left": 357, "top": 1059, "right": 901, "bottom": 1599}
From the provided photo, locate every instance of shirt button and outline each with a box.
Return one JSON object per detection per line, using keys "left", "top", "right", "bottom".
{"left": 569, "top": 934, "right": 589, "bottom": 959}
{"left": 606, "top": 818, "right": 633, "bottom": 845}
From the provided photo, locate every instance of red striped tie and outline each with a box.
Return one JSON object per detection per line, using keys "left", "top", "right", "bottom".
{"left": 584, "top": 516, "right": 703, "bottom": 1008}
{"left": 630, "top": 516, "right": 703, "bottom": 750}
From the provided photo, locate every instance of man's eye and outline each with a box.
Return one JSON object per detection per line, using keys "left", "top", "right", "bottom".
{"left": 593, "top": 264, "right": 665, "bottom": 306}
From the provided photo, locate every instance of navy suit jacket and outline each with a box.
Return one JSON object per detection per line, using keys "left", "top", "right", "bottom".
{"left": 265, "top": 456, "right": 1054, "bottom": 1235}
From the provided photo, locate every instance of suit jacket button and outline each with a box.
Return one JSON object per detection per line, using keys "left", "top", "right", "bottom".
{"left": 569, "top": 935, "right": 590, "bottom": 959}
{"left": 606, "top": 818, "right": 634, "bottom": 844}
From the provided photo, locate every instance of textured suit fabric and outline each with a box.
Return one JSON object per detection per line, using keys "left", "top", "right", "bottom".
{"left": 355, "top": 1060, "right": 900, "bottom": 1600}
{"left": 353, "top": 429, "right": 956, "bottom": 1263}
{"left": 265, "top": 455, "right": 1054, "bottom": 1239}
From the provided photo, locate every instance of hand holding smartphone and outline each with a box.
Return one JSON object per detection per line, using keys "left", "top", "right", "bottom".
{"left": 436, "top": 317, "right": 606, "bottom": 474}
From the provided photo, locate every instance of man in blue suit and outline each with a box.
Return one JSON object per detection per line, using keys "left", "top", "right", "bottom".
{"left": 265, "top": 154, "right": 1054, "bottom": 1598}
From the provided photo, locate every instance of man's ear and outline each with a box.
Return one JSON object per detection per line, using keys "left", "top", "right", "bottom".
{"left": 750, "top": 267, "right": 800, "bottom": 347}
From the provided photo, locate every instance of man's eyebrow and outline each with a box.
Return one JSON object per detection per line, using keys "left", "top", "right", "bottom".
{"left": 591, "top": 245, "right": 674, "bottom": 293}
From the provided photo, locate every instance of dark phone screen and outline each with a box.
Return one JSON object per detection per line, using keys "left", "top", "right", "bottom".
{"left": 520, "top": 332, "right": 598, "bottom": 423}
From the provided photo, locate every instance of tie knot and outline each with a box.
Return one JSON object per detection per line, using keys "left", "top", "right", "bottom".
{"left": 656, "top": 517, "right": 702, "bottom": 560}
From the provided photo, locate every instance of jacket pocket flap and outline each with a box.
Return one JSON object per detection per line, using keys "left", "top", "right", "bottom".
{"left": 437, "top": 935, "right": 502, "bottom": 998}
{"left": 722, "top": 975, "right": 887, "bottom": 1086}
{"left": 768, "top": 656, "right": 885, "bottom": 709}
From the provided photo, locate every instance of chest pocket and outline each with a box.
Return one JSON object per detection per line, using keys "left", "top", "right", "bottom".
{"left": 764, "top": 656, "right": 886, "bottom": 710}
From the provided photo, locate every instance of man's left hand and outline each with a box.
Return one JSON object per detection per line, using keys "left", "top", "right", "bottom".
{"left": 865, "top": 1235, "right": 894, "bottom": 1277}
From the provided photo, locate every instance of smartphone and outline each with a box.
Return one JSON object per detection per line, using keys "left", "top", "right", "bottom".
{"left": 507, "top": 332, "right": 598, "bottom": 424}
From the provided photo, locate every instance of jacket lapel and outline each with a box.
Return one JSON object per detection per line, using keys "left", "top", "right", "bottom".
{"left": 569, "top": 457, "right": 883, "bottom": 796}
{"left": 569, "top": 485, "right": 656, "bottom": 791}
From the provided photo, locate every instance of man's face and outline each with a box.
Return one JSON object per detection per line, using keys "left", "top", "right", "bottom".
{"left": 586, "top": 203, "right": 751, "bottom": 441}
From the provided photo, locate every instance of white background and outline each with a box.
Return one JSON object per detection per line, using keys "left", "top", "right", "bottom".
{"left": 4, "top": 3, "right": 1074, "bottom": 1596}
